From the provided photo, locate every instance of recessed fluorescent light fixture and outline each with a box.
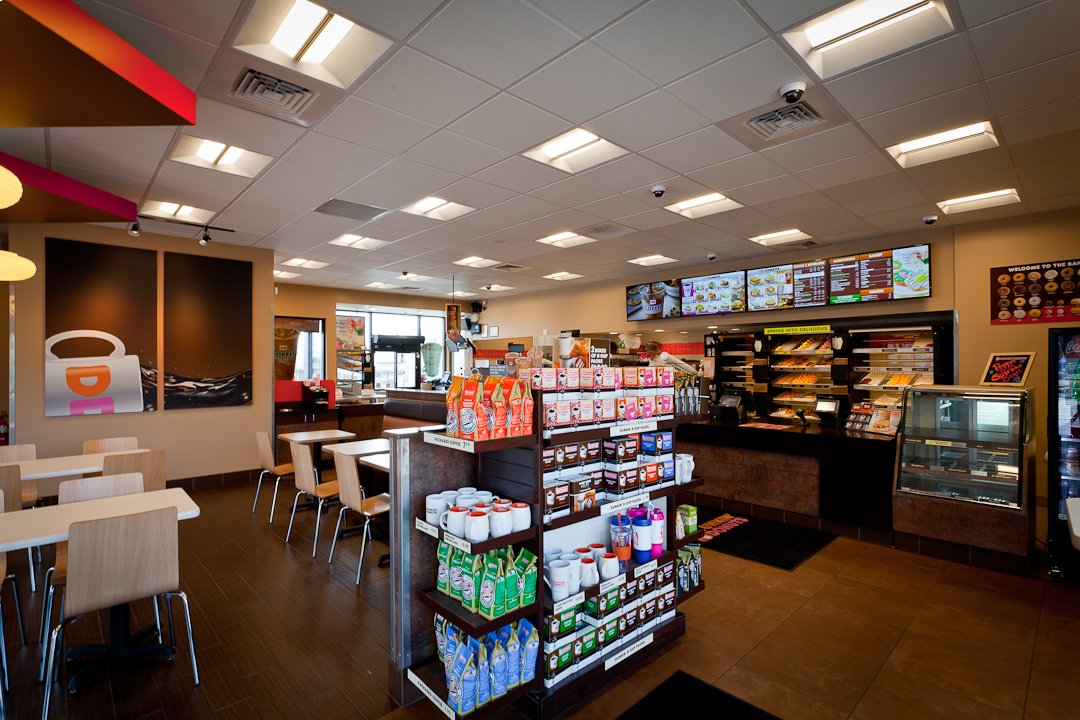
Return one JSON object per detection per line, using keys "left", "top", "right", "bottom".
{"left": 402, "top": 197, "right": 476, "bottom": 221}
{"left": 400, "top": 273, "right": 430, "bottom": 281}
{"left": 707, "top": 325, "right": 718, "bottom": 329}
{"left": 523, "top": 128, "right": 628, "bottom": 173}
{"left": 454, "top": 256, "right": 501, "bottom": 268}
{"left": 329, "top": 234, "right": 389, "bottom": 250}
{"left": 273, "top": 270, "right": 300, "bottom": 279}
{"left": 170, "top": 136, "right": 271, "bottom": 178}
{"left": 141, "top": 201, "right": 215, "bottom": 225}
{"left": 749, "top": 229, "right": 812, "bottom": 246}
{"left": 282, "top": 258, "right": 330, "bottom": 269}
{"left": 886, "top": 122, "right": 998, "bottom": 168}
{"left": 270, "top": 0, "right": 355, "bottom": 62}
{"left": 629, "top": 255, "right": 677, "bottom": 267}
{"left": 447, "top": 291, "right": 477, "bottom": 298}
{"left": 655, "top": 329, "right": 664, "bottom": 333}
{"left": 536, "top": 231, "right": 598, "bottom": 249}
{"left": 664, "top": 193, "right": 743, "bottom": 220}
{"left": 481, "top": 284, "right": 514, "bottom": 292}
{"left": 936, "top": 188, "right": 1020, "bottom": 215}
{"left": 784, "top": 0, "right": 953, "bottom": 79}
{"left": 544, "top": 272, "right": 584, "bottom": 281}
{"left": 365, "top": 281, "right": 399, "bottom": 289}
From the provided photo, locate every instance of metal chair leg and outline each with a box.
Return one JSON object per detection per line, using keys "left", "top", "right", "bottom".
{"left": 312, "top": 498, "right": 325, "bottom": 558}
{"left": 165, "top": 591, "right": 199, "bottom": 686}
{"left": 166, "top": 595, "right": 175, "bottom": 647}
{"left": 152, "top": 595, "right": 162, "bottom": 644}
{"left": 38, "top": 567, "right": 54, "bottom": 645}
{"left": 356, "top": 519, "right": 371, "bottom": 585}
{"left": 269, "top": 475, "right": 282, "bottom": 525}
{"left": 7, "top": 575, "right": 25, "bottom": 647}
{"left": 328, "top": 507, "right": 346, "bottom": 564}
{"left": 284, "top": 491, "right": 303, "bottom": 544}
{"left": 41, "top": 620, "right": 71, "bottom": 720}
{"left": 251, "top": 469, "right": 269, "bottom": 514}
{"left": 0, "top": 600, "right": 7, "bottom": 693}
{"left": 26, "top": 548, "right": 35, "bottom": 593}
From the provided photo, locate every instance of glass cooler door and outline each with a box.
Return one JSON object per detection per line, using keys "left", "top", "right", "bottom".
{"left": 1049, "top": 330, "right": 1080, "bottom": 577}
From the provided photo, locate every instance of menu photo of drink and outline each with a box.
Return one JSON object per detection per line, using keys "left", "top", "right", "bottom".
{"left": 680, "top": 270, "right": 746, "bottom": 316}
{"left": 747, "top": 264, "right": 794, "bottom": 311}
{"left": 626, "top": 280, "right": 681, "bottom": 320}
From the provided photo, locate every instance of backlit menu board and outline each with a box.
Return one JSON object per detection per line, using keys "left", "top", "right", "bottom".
{"left": 680, "top": 271, "right": 746, "bottom": 316}
{"left": 747, "top": 264, "right": 793, "bottom": 311}
{"left": 626, "top": 280, "right": 681, "bottom": 320}
{"left": 830, "top": 244, "right": 931, "bottom": 304}
{"left": 792, "top": 260, "right": 827, "bottom": 308}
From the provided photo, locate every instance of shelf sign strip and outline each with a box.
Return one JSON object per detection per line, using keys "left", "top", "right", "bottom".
{"left": 611, "top": 420, "right": 657, "bottom": 436}
{"left": 443, "top": 533, "right": 471, "bottom": 553}
{"left": 415, "top": 518, "right": 440, "bottom": 539}
{"left": 633, "top": 559, "right": 658, "bottom": 578}
{"left": 424, "top": 432, "right": 475, "bottom": 453}
{"left": 553, "top": 591, "right": 586, "bottom": 615}
{"left": 764, "top": 324, "right": 831, "bottom": 336}
{"left": 602, "top": 492, "right": 650, "bottom": 516}
{"left": 599, "top": 574, "right": 626, "bottom": 594}
{"left": 604, "top": 632, "right": 654, "bottom": 671}
{"left": 407, "top": 669, "right": 455, "bottom": 719}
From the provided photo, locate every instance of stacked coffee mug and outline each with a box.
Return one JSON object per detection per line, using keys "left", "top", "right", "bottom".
{"left": 426, "top": 486, "right": 531, "bottom": 542}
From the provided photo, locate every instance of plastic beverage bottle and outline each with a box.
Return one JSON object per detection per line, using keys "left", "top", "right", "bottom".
{"left": 649, "top": 506, "right": 665, "bottom": 558}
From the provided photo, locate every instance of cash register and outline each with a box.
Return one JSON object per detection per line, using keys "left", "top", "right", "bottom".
{"left": 813, "top": 397, "right": 845, "bottom": 427}
{"left": 714, "top": 394, "right": 747, "bottom": 422}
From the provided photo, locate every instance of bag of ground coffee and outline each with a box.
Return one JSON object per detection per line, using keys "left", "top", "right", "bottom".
{"left": 450, "top": 549, "right": 466, "bottom": 601}
{"left": 479, "top": 555, "right": 501, "bottom": 620}
{"left": 504, "top": 627, "right": 521, "bottom": 689}
{"left": 503, "top": 561, "right": 520, "bottom": 612}
{"left": 472, "top": 637, "right": 490, "bottom": 708}
{"left": 460, "top": 553, "right": 480, "bottom": 614}
{"left": 518, "top": 619, "right": 539, "bottom": 682}
{"left": 436, "top": 542, "right": 452, "bottom": 596}
{"left": 487, "top": 635, "right": 507, "bottom": 698}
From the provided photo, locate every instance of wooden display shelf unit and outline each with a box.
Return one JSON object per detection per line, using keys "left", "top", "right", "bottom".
{"left": 542, "top": 417, "right": 680, "bottom": 444}
{"left": 413, "top": 518, "right": 536, "bottom": 555}
{"left": 541, "top": 550, "right": 677, "bottom": 611}
{"left": 417, "top": 588, "right": 540, "bottom": 637}
{"left": 544, "top": 479, "right": 704, "bottom": 530}
{"left": 676, "top": 583, "right": 706, "bottom": 603}
{"left": 674, "top": 529, "right": 705, "bottom": 549}
{"left": 408, "top": 656, "right": 539, "bottom": 720}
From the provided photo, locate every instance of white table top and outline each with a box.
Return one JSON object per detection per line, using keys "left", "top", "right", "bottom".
{"left": 357, "top": 453, "right": 391, "bottom": 472}
{"left": 1, "top": 449, "right": 150, "bottom": 482}
{"left": 1067, "top": 498, "right": 1080, "bottom": 551}
{"left": 278, "top": 430, "right": 356, "bottom": 444}
{"left": 0, "top": 488, "right": 200, "bottom": 552}
{"left": 323, "top": 439, "right": 390, "bottom": 457}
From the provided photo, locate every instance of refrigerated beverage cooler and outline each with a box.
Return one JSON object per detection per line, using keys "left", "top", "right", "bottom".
{"left": 1048, "top": 328, "right": 1080, "bottom": 580}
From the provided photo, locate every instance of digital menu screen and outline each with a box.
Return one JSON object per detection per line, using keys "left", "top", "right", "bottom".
{"left": 792, "top": 259, "right": 827, "bottom": 307}
{"left": 626, "top": 280, "right": 681, "bottom": 320}
{"left": 829, "top": 244, "right": 931, "bottom": 304}
{"left": 680, "top": 271, "right": 746, "bottom": 316}
{"left": 747, "top": 264, "right": 794, "bottom": 311}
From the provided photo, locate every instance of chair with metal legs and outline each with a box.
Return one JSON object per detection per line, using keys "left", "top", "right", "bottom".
{"left": 253, "top": 431, "right": 293, "bottom": 523}
{"left": 0, "top": 446, "right": 41, "bottom": 593}
{"left": 328, "top": 452, "right": 390, "bottom": 584}
{"left": 81, "top": 437, "right": 138, "bottom": 454}
{"left": 102, "top": 449, "right": 165, "bottom": 492}
{"left": 285, "top": 442, "right": 339, "bottom": 558}
{"left": 41, "top": 507, "right": 199, "bottom": 720}
{"left": 0, "top": 490, "right": 27, "bottom": 720}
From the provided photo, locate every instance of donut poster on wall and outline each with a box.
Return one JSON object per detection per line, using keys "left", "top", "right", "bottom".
{"left": 990, "top": 258, "right": 1080, "bottom": 325}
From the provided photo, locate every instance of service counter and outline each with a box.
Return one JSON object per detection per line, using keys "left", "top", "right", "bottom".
{"left": 675, "top": 420, "right": 897, "bottom": 540}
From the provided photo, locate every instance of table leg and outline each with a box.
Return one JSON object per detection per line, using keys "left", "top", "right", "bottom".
{"left": 65, "top": 603, "right": 175, "bottom": 694}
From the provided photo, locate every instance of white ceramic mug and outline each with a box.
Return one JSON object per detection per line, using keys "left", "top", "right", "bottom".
{"left": 510, "top": 502, "right": 530, "bottom": 532}
{"left": 575, "top": 547, "right": 592, "bottom": 560}
{"left": 455, "top": 494, "right": 477, "bottom": 509}
{"left": 546, "top": 559, "right": 571, "bottom": 602}
{"left": 465, "top": 510, "right": 490, "bottom": 543}
{"left": 490, "top": 507, "right": 513, "bottom": 538}
{"left": 440, "top": 490, "right": 459, "bottom": 506}
{"left": 580, "top": 558, "right": 600, "bottom": 588}
{"left": 493, "top": 497, "right": 512, "bottom": 508}
{"left": 599, "top": 552, "right": 620, "bottom": 581}
{"left": 543, "top": 547, "right": 564, "bottom": 567}
{"left": 560, "top": 553, "right": 582, "bottom": 594}
{"left": 471, "top": 501, "right": 493, "bottom": 514}
{"left": 457, "top": 486, "right": 477, "bottom": 495}
{"left": 589, "top": 543, "right": 607, "bottom": 562}
{"left": 474, "top": 491, "right": 494, "bottom": 504}
{"left": 425, "top": 494, "right": 448, "bottom": 525}
{"left": 440, "top": 506, "right": 468, "bottom": 537}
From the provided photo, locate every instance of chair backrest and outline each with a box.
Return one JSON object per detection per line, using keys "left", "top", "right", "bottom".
{"left": 59, "top": 473, "right": 144, "bottom": 504}
{"left": 102, "top": 450, "right": 165, "bottom": 492}
{"left": 289, "top": 442, "right": 317, "bottom": 494}
{"left": 0, "top": 443, "right": 36, "bottom": 463}
{"left": 64, "top": 507, "right": 178, "bottom": 618}
{"left": 256, "top": 431, "right": 275, "bottom": 472}
{"left": 0, "top": 464, "right": 22, "bottom": 513}
{"left": 83, "top": 437, "right": 138, "bottom": 455}
{"left": 332, "top": 452, "right": 365, "bottom": 510}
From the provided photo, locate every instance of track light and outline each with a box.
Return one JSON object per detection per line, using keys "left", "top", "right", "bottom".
{"left": 128, "top": 222, "right": 141, "bottom": 237}
{"left": 199, "top": 228, "right": 211, "bottom": 246}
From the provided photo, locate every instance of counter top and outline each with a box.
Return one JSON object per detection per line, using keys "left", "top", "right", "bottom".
{"left": 386, "top": 388, "right": 447, "bottom": 402}
{"left": 678, "top": 419, "right": 897, "bottom": 444}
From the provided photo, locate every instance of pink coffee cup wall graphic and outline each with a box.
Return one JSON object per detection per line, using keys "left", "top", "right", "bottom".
{"left": 45, "top": 330, "right": 145, "bottom": 417}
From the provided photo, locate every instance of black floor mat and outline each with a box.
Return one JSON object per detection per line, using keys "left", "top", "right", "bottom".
{"left": 693, "top": 508, "right": 836, "bottom": 571}
{"left": 619, "top": 670, "right": 780, "bottom": 719}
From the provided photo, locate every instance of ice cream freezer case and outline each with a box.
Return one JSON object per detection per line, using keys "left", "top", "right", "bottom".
{"left": 893, "top": 385, "right": 1036, "bottom": 564}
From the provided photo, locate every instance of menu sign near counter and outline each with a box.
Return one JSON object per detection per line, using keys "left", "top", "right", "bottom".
{"left": 747, "top": 264, "right": 793, "bottom": 311}
{"left": 990, "top": 257, "right": 1080, "bottom": 324}
{"left": 680, "top": 270, "right": 746, "bottom": 316}
{"left": 792, "top": 260, "right": 827, "bottom": 307}
{"left": 830, "top": 244, "right": 931, "bottom": 304}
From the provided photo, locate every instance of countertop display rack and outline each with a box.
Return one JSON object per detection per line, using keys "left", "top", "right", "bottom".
{"left": 765, "top": 329, "right": 846, "bottom": 423}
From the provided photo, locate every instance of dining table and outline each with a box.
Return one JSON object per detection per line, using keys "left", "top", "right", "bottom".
{"left": 322, "top": 438, "right": 390, "bottom": 458}
{"left": 2, "top": 448, "right": 150, "bottom": 498}
{"left": 278, "top": 429, "right": 356, "bottom": 482}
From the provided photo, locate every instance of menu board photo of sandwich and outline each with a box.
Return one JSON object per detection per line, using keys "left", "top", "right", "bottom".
{"left": 680, "top": 270, "right": 746, "bottom": 316}
{"left": 830, "top": 244, "right": 931, "bottom": 304}
{"left": 747, "top": 264, "right": 794, "bottom": 311}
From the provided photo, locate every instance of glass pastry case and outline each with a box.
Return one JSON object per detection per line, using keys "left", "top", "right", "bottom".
{"left": 896, "top": 385, "right": 1033, "bottom": 508}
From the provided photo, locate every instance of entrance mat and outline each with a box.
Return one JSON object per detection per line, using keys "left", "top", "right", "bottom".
{"left": 694, "top": 508, "right": 836, "bottom": 572}
{"left": 619, "top": 670, "right": 780, "bottom": 719}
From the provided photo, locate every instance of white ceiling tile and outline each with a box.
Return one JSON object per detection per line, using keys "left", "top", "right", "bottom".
{"left": 222, "top": 199, "right": 306, "bottom": 225}
{"left": 50, "top": 136, "right": 161, "bottom": 180}
{"left": 403, "top": 131, "right": 509, "bottom": 175}
{"left": 50, "top": 126, "right": 175, "bottom": 158}
{"left": 585, "top": 90, "right": 712, "bottom": 152}
{"left": 652, "top": 220, "right": 711, "bottom": 240}
{"left": 356, "top": 48, "right": 497, "bottom": 126}
{"left": 1008, "top": 130, "right": 1080, "bottom": 166}
{"left": 460, "top": 195, "right": 564, "bottom": 228}
{"left": 824, "top": 37, "right": 981, "bottom": 119}
{"left": 367, "top": 211, "right": 445, "bottom": 234}
{"left": 316, "top": 98, "right": 438, "bottom": 155}
{"left": 333, "top": 182, "right": 418, "bottom": 211}
{"left": 529, "top": 0, "right": 642, "bottom": 36}
{"left": 577, "top": 194, "right": 656, "bottom": 218}
{"left": 956, "top": 0, "right": 1045, "bottom": 28}
{"left": 260, "top": 160, "right": 355, "bottom": 195}
{"left": 918, "top": 169, "right": 1022, "bottom": 204}
{"left": 0, "top": 129, "right": 47, "bottom": 165}
{"left": 1016, "top": 161, "right": 1080, "bottom": 200}
{"left": 794, "top": 152, "right": 897, "bottom": 191}
{"left": 577, "top": 155, "right": 674, "bottom": 192}
{"left": 998, "top": 94, "right": 1080, "bottom": 145}
{"left": 239, "top": 183, "right": 328, "bottom": 213}
{"left": 986, "top": 51, "right": 1080, "bottom": 117}
{"left": 593, "top": 0, "right": 765, "bottom": 85}
{"left": 858, "top": 85, "right": 992, "bottom": 146}
{"left": 410, "top": 0, "right": 579, "bottom": 87}
{"left": 154, "top": 161, "right": 252, "bottom": 197}
{"left": 864, "top": 206, "right": 952, "bottom": 234}
{"left": 754, "top": 191, "right": 838, "bottom": 218}
{"left": 255, "top": 233, "right": 324, "bottom": 253}
{"left": 820, "top": 172, "right": 925, "bottom": 207}
{"left": 742, "top": 0, "right": 844, "bottom": 31}
{"left": 212, "top": 212, "right": 282, "bottom": 237}
{"left": 762, "top": 124, "right": 876, "bottom": 173}
{"left": 782, "top": 206, "right": 877, "bottom": 237}
{"left": 641, "top": 127, "right": 750, "bottom": 174}
{"left": 625, "top": 177, "right": 716, "bottom": 209}
{"left": 616, "top": 209, "right": 684, "bottom": 231}
{"left": 449, "top": 94, "right": 572, "bottom": 154}
{"left": 501, "top": 209, "right": 606, "bottom": 239}
{"left": 473, "top": 156, "right": 569, "bottom": 192}
{"left": 189, "top": 99, "right": 306, "bottom": 156}
{"left": 50, "top": 167, "right": 148, "bottom": 203}
{"left": 667, "top": 40, "right": 812, "bottom": 122}
{"left": 694, "top": 206, "right": 775, "bottom": 232}
{"left": 725, "top": 173, "right": 815, "bottom": 205}
{"left": 528, "top": 177, "right": 614, "bottom": 206}
{"left": 94, "top": 0, "right": 242, "bottom": 44}
{"left": 510, "top": 44, "right": 654, "bottom": 124}
{"left": 363, "top": 159, "right": 459, "bottom": 195}
{"left": 903, "top": 147, "right": 1015, "bottom": 187}
{"left": 687, "top": 154, "right": 786, "bottom": 191}
{"left": 330, "top": 0, "right": 444, "bottom": 40}
{"left": 145, "top": 182, "right": 231, "bottom": 213}
{"left": 437, "top": 178, "right": 518, "bottom": 209}
{"left": 285, "top": 133, "right": 393, "bottom": 178}
{"left": 1026, "top": 190, "right": 1080, "bottom": 214}
{"left": 969, "top": 0, "right": 1080, "bottom": 78}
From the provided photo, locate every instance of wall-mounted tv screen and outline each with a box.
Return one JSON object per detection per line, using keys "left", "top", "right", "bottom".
{"left": 746, "top": 264, "right": 794, "bottom": 311}
{"left": 829, "top": 244, "right": 931, "bottom": 304}
{"left": 626, "top": 280, "right": 681, "bottom": 320}
{"left": 680, "top": 270, "right": 746, "bottom": 316}
{"left": 792, "top": 259, "right": 828, "bottom": 308}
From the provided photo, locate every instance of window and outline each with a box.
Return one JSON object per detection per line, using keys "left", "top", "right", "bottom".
{"left": 335, "top": 306, "right": 446, "bottom": 389}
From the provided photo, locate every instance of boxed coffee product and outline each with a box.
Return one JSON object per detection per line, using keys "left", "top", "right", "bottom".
{"left": 577, "top": 625, "right": 599, "bottom": 660}
{"left": 640, "top": 431, "right": 673, "bottom": 454}
{"left": 543, "top": 402, "right": 558, "bottom": 429}
{"left": 541, "top": 447, "right": 557, "bottom": 470}
{"left": 598, "top": 397, "right": 616, "bottom": 422}
{"left": 660, "top": 458, "right": 676, "bottom": 481}
{"left": 624, "top": 397, "right": 641, "bottom": 422}
{"left": 578, "top": 367, "right": 594, "bottom": 390}
{"left": 543, "top": 480, "right": 570, "bottom": 514}
{"left": 584, "top": 585, "right": 621, "bottom": 619}
{"left": 621, "top": 367, "right": 639, "bottom": 388}
{"left": 659, "top": 367, "right": 675, "bottom": 387}
{"left": 601, "top": 367, "right": 620, "bottom": 390}
{"left": 603, "top": 435, "right": 639, "bottom": 461}
{"left": 571, "top": 489, "right": 596, "bottom": 513}
{"left": 603, "top": 467, "right": 636, "bottom": 496}
{"left": 576, "top": 399, "right": 595, "bottom": 424}
{"left": 598, "top": 616, "right": 619, "bottom": 647}
{"left": 643, "top": 569, "right": 657, "bottom": 593}
{"left": 639, "top": 395, "right": 656, "bottom": 419}
{"left": 567, "top": 475, "right": 591, "bottom": 495}
{"left": 582, "top": 440, "right": 602, "bottom": 462}
{"left": 557, "top": 443, "right": 578, "bottom": 466}
{"left": 644, "top": 463, "right": 659, "bottom": 487}
{"left": 528, "top": 368, "right": 544, "bottom": 390}
{"left": 638, "top": 601, "right": 649, "bottom": 627}
{"left": 540, "top": 368, "right": 558, "bottom": 391}
{"left": 657, "top": 587, "right": 676, "bottom": 615}
{"left": 543, "top": 634, "right": 574, "bottom": 683}
{"left": 658, "top": 559, "right": 675, "bottom": 585}
{"left": 555, "top": 401, "right": 573, "bottom": 427}
{"left": 623, "top": 603, "right": 638, "bottom": 635}
{"left": 677, "top": 504, "right": 698, "bottom": 533}
{"left": 545, "top": 605, "right": 579, "bottom": 642}
{"left": 657, "top": 393, "right": 674, "bottom": 416}
{"left": 639, "top": 367, "right": 657, "bottom": 388}
{"left": 565, "top": 367, "right": 580, "bottom": 390}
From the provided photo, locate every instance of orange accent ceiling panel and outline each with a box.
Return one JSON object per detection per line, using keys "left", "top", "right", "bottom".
{"left": 0, "top": 0, "right": 196, "bottom": 127}
{"left": 0, "top": 151, "right": 136, "bottom": 223}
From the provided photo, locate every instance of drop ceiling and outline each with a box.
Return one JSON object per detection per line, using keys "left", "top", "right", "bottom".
{"left": 2, "top": 0, "right": 1079, "bottom": 300}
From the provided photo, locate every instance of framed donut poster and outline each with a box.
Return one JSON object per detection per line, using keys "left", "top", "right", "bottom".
{"left": 991, "top": 258, "right": 1080, "bottom": 324}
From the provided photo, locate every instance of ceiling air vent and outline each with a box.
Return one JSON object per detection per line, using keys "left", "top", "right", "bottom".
{"left": 314, "top": 199, "right": 392, "bottom": 223}
{"left": 491, "top": 263, "right": 528, "bottom": 272}
{"left": 230, "top": 69, "right": 318, "bottom": 117}
{"left": 745, "top": 101, "right": 824, "bottom": 141}
{"left": 577, "top": 222, "right": 635, "bottom": 240}
{"left": 800, "top": 240, "right": 817, "bottom": 249}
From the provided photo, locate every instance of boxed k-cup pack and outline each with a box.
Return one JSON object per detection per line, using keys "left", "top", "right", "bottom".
{"left": 639, "top": 367, "right": 657, "bottom": 388}
{"left": 543, "top": 634, "right": 574, "bottom": 683}
{"left": 571, "top": 489, "right": 596, "bottom": 513}
{"left": 545, "top": 605, "right": 579, "bottom": 641}
{"left": 601, "top": 367, "right": 620, "bottom": 390}
{"left": 603, "top": 435, "right": 639, "bottom": 462}
{"left": 657, "top": 393, "right": 674, "bottom": 416}
{"left": 543, "top": 481, "right": 570, "bottom": 514}
{"left": 577, "top": 625, "right": 599, "bottom": 661}
{"left": 621, "top": 367, "right": 639, "bottom": 388}
{"left": 640, "top": 431, "right": 673, "bottom": 454}
{"left": 556, "top": 401, "right": 573, "bottom": 427}
{"left": 658, "top": 559, "right": 675, "bottom": 585}
{"left": 542, "top": 447, "right": 557, "bottom": 470}
{"left": 659, "top": 367, "right": 675, "bottom": 387}
{"left": 540, "top": 368, "right": 558, "bottom": 391}
{"left": 584, "top": 585, "right": 621, "bottom": 619}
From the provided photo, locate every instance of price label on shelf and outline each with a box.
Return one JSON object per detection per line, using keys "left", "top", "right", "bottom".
{"left": 611, "top": 420, "right": 657, "bottom": 436}
{"left": 424, "top": 432, "right": 475, "bottom": 453}
{"left": 407, "top": 669, "right": 455, "bottom": 719}
{"left": 599, "top": 574, "right": 626, "bottom": 594}
{"left": 415, "top": 518, "right": 439, "bottom": 539}
{"left": 633, "top": 559, "right": 657, "bottom": 578}
{"left": 604, "top": 632, "right": 654, "bottom": 671}
{"left": 443, "top": 533, "right": 471, "bottom": 554}
{"left": 553, "top": 591, "right": 585, "bottom": 615}
{"left": 602, "top": 492, "right": 650, "bottom": 517}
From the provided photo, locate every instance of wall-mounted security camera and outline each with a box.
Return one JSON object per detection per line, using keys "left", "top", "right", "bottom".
{"left": 923, "top": 214, "right": 938, "bottom": 225}
{"left": 483, "top": 284, "right": 493, "bottom": 291}
{"left": 401, "top": 271, "right": 409, "bottom": 276}
{"left": 651, "top": 184, "right": 667, "bottom": 198}
{"left": 706, "top": 253, "right": 717, "bottom": 262}
{"left": 780, "top": 81, "right": 806, "bottom": 104}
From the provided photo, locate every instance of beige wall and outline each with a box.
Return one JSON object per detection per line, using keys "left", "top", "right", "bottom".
{"left": 10, "top": 223, "right": 274, "bottom": 480}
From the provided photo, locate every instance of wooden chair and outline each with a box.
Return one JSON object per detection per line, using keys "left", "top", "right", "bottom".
{"left": 81, "top": 437, "right": 138, "bottom": 454}
{"left": 37, "top": 473, "right": 146, "bottom": 681}
{"left": 102, "top": 449, "right": 165, "bottom": 492}
{"left": 40, "top": 507, "right": 199, "bottom": 720}
{"left": 0, "top": 463, "right": 39, "bottom": 592}
{"left": 253, "top": 431, "right": 293, "bottom": 523}
{"left": 285, "top": 442, "right": 339, "bottom": 558}
{"left": 329, "top": 452, "right": 390, "bottom": 584}
{"left": 0, "top": 489, "right": 27, "bottom": 719}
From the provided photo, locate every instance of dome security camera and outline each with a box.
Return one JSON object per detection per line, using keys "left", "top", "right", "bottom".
{"left": 923, "top": 214, "right": 938, "bottom": 225}
{"left": 780, "top": 81, "right": 806, "bottom": 104}
{"left": 651, "top": 184, "right": 667, "bottom": 198}
{"left": 706, "top": 253, "right": 717, "bottom": 262}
